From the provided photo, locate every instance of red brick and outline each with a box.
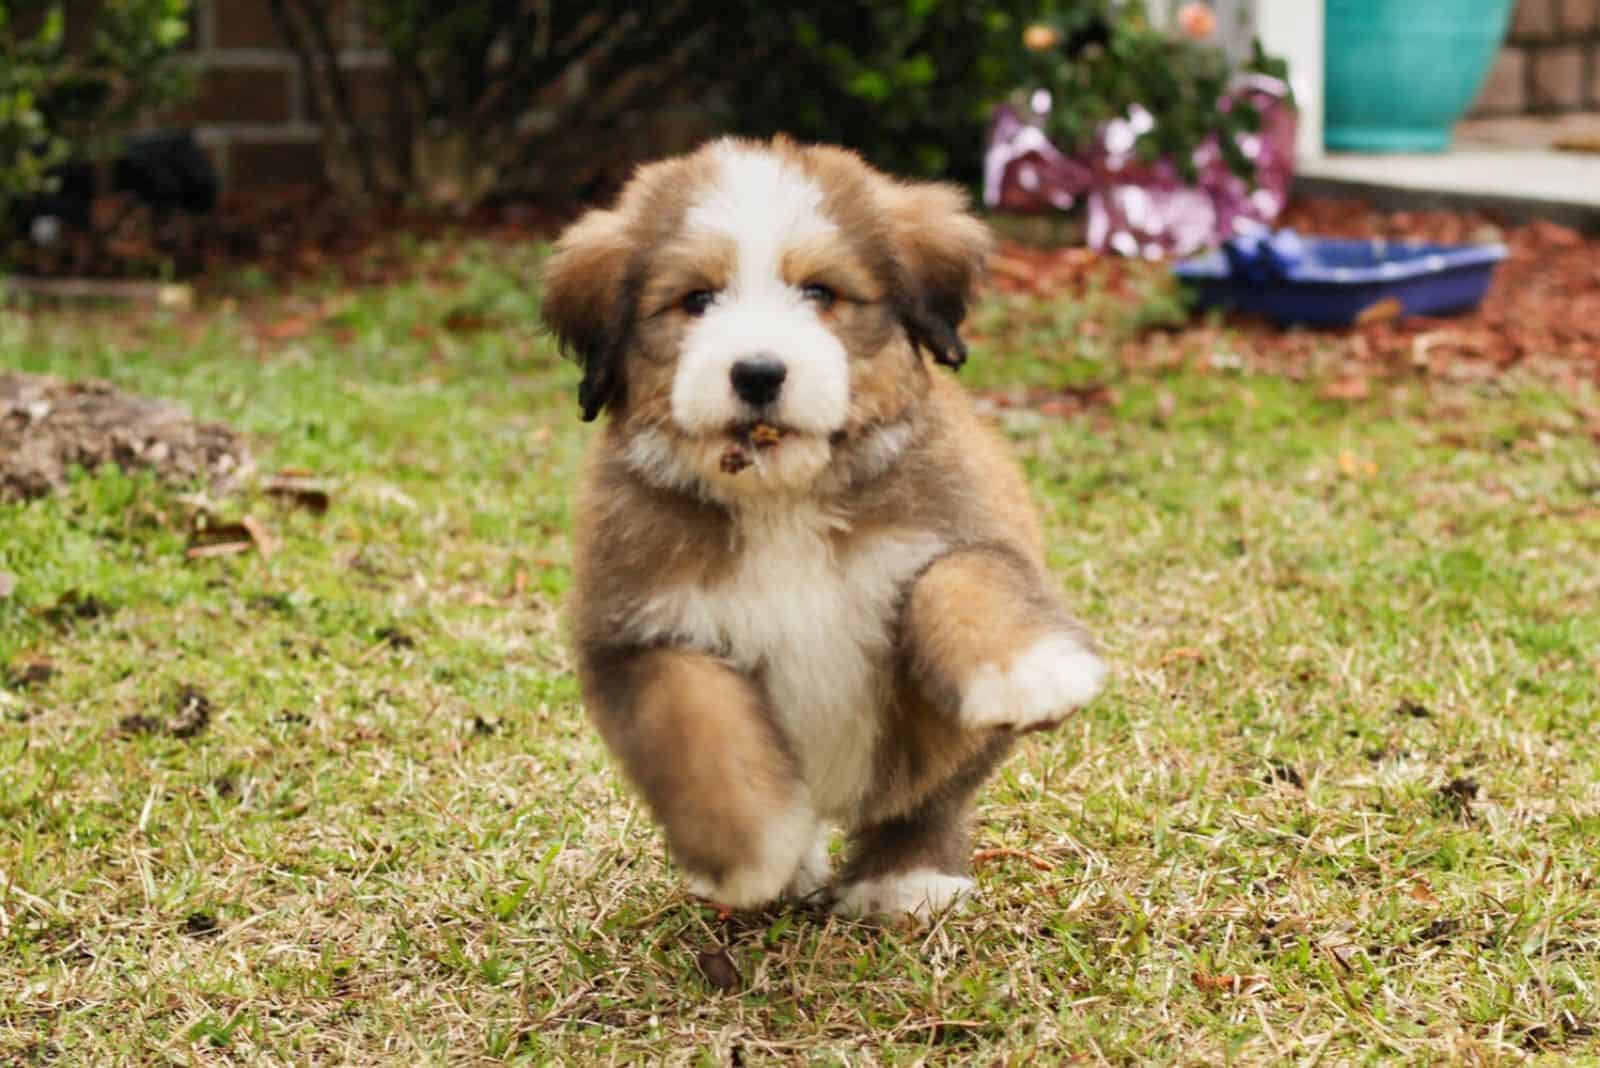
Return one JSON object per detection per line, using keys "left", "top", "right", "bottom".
{"left": 213, "top": 1, "right": 287, "bottom": 49}
{"left": 217, "top": 0, "right": 355, "bottom": 50}
{"left": 1532, "top": 46, "right": 1586, "bottom": 108}
{"left": 1513, "top": 0, "right": 1557, "bottom": 37}
{"left": 1471, "top": 48, "right": 1528, "bottom": 115}
{"left": 304, "top": 65, "right": 395, "bottom": 123}
{"left": 170, "top": 67, "right": 294, "bottom": 125}
{"left": 227, "top": 140, "right": 326, "bottom": 186}
{"left": 1558, "top": 0, "right": 1599, "bottom": 31}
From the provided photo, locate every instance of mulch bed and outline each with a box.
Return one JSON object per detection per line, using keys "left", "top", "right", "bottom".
{"left": 985, "top": 195, "right": 1600, "bottom": 388}
{"left": 988, "top": 196, "right": 1600, "bottom": 389}
{"left": 1, "top": 373, "right": 252, "bottom": 502}
{"left": 10, "top": 184, "right": 561, "bottom": 286}
{"left": 11, "top": 181, "right": 1598, "bottom": 392}
{"left": 1276, "top": 198, "right": 1600, "bottom": 374}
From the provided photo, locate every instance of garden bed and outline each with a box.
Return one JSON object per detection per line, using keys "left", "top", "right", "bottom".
{"left": 989, "top": 196, "right": 1600, "bottom": 388}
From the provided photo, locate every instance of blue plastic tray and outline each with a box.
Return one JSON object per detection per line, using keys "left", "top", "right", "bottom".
{"left": 1173, "top": 233, "right": 1508, "bottom": 327}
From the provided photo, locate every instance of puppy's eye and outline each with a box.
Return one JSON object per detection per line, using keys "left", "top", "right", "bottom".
{"left": 680, "top": 289, "right": 716, "bottom": 317}
{"left": 801, "top": 283, "right": 836, "bottom": 309}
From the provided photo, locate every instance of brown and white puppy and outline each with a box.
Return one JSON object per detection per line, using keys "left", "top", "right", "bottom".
{"left": 543, "top": 136, "right": 1106, "bottom": 921}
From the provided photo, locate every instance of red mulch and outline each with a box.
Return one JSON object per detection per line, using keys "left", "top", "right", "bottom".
{"left": 987, "top": 196, "right": 1600, "bottom": 388}
{"left": 12, "top": 184, "right": 563, "bottom": 285}
{"left": 16, "top": 183, "right": 1600, "bottom": 390}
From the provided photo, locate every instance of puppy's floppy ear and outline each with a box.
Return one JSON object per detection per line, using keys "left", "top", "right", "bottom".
{"left": 542, "top": 209, "right": 635, "bottom": 421}
{"left": 883, "top": 180, "right": 994, "bottom": 370}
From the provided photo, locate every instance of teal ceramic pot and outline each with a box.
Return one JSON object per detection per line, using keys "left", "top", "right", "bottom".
{"left": 1324, "top": 0, "right": 1515, "bottom": 152}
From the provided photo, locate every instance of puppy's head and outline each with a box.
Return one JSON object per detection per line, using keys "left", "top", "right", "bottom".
{"left": 542, "top": 137, "right": 991, "bottom": 496}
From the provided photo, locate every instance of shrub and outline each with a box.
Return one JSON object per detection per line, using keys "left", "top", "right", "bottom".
{"left": 1006, "top": 1, "right": 1292, "bottom": 182}
{"left": 724, "top": 3, "right": 1036, "bottom": 182}
{"left": 269, "top": 0, "right": 1038, "bottom": 211}
{"left": 0, "top": 1, "right": 193, "bottom": 219}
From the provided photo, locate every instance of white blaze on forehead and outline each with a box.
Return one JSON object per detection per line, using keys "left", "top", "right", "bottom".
{"left": 671, "top": 143, "right": 850, "bottom": 445}
{"left": 687, "top": 144, "right": 838, "bottom": 283}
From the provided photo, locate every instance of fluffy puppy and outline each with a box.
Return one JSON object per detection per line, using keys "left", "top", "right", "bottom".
{"left": 543, "top": 136, "right": 1106, "bottom": 921}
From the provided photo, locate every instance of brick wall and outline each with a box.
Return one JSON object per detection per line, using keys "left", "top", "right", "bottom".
{"left": 174, "top": 0, "right": 1588, "bottom": 187}
{"left": 165, "top": 0, "right": 389, "bottom": 187}
{"left": 1470, "top": 0, "right": 1600, "bottom": 115}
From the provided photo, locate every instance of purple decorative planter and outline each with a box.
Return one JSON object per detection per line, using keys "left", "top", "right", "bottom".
{"left": 983, "top": 75, "right": 1298, "bottom": 259}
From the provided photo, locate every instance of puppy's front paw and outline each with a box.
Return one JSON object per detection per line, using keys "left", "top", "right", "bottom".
{"left": 682, "top": 801, "right": 817, "bottom": 910}
{"left": 832, "top": 868, "right": 975, "bottom": 923}
{"left": 782, "top": 827, "right": 833, "bottom": 902}
{"left": 959, "top": 634, "right": 1106, "bottom": 733}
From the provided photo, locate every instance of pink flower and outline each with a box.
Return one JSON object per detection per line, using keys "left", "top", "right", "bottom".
{"left": 1178, "top": 2, "right": 1217, "bottom": 39}
{"left": 1023, "top": 24, "right": 1061, "bottom": 52}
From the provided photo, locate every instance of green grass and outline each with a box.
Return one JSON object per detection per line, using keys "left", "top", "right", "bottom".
{"left": 3, "top": 242, "right": 1598, "bottom": 1065}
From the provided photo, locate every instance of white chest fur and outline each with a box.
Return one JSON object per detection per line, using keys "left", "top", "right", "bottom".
{"left": 632, "top": 505, "right": 944, "bottom": 821}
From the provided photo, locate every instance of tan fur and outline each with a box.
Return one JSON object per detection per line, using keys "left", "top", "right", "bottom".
{"left": 579, "top": 646, "right": 804, "bottom": 887}
{"left": 546, "top": 137, "right": 1105, "bottom": 919}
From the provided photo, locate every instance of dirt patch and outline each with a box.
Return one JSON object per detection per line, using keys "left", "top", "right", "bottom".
{"left": 1, "top": 372, "right": 252, "bottom": 501}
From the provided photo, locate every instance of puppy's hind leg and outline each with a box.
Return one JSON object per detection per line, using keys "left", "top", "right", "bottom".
{"left": 832, "top": 739, "right": 1010, "bottom": 922}
{"left": 582, "top": 646, "right": 816, "bottom": 909}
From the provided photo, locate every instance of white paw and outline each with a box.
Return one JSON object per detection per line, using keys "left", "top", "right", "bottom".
{"left": 832, "top": 868, "right": 975, "bottom": 923}
{"left": 783, "top": 827, "right": 833, "bottom": 901}
{"left": 683, "top": 801, "right": 816, "bottom": 909}
{"left": 960, "top": 634, "right": 1106, "bottom": 732}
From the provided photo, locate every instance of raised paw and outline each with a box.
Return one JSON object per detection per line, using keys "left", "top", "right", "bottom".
{"left": 959, "top": 634, "right": 1107, "bottom": 733}
{"left": 832, "top": 868, "right": 975, "bottom": 923}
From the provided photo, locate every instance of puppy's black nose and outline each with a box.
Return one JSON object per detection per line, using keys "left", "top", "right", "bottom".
{"left": 729, "top": 357, "right": 787, "bottom": 407}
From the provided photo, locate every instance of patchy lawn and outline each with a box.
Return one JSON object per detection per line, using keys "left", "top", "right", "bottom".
{"left": 2, "top": 241, "right": 1598, "bottom": 1065}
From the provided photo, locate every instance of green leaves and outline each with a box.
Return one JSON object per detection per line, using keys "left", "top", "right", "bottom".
{"left": 0, "top": 0, "right": 195, "bottom": 235}
{"left": 1010, "top": 0, "right": 1289, "bottom": 185}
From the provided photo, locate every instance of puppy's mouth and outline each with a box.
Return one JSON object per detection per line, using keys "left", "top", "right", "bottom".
{"left": 716, "top": 421, "right": 846, "bottom": 475}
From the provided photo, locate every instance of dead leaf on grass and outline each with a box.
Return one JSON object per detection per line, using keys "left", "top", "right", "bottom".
{"left": 359, "top": 626, "right": 418, "bottom": 662}
{"left": 8, "top": 660, "right": 56, "bottom": 689}
{"left": 1439, "top": 777, "right": 1480, "bottom": 817}
{"left": 258, "top": 315, "right": 316, "bottom": 343}
{"left": 1337, "top": 451, "right": 1378, "bottom": 479}
{"left": 264, "top": 476, "right": 331, "bottom": 515}
{"left": 442, "top": 307, "right": 497, "bottom": 334}
{"left": 117, "top": 714, "right": 166, "bottom": 736}
{"left": 695, "top": 947, "right": 742, "bottom": 992}
{"left": 0, "top": 571, "right": 14, "bottom": 599}
{"left": 1159, "top": 647, "right": 1206, "bottom": 666}
{"left": 42, "top": 590, "right": 111, "bottom": 624}
{"left": 1192, "top": 972, "right": 1269, "bottom": 995}
{"left": 186, "top": 521, "right": 254, "bottom": 559}
{"left": 239, "top": 515, "right": 277, "bottom": 561}
{"left": 1321, "top": 940, "right": 1361, "bottom": 970}
{"left": 1319, "top": 376, "right": 1371, "bottom": 402}
{"left": 185, "top": 540, "right": 252, "bottom": 560}
{"left": 117, "top": 685, "right": 214, "bottom": 740}
{"left": 182, "top": 911, "right": 221, "bottom": 938}
{"left": 168, "top": 686, "right": 212, "bottom": 738}
{"left": 972, "top": 847, "right": 1056, "bottom": 871}
{"left": 1265, "top": 761, "right": 1305, "bottom": 789}
{"left": 1408, "top": 879, "right": 1439, "bottom": 905}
